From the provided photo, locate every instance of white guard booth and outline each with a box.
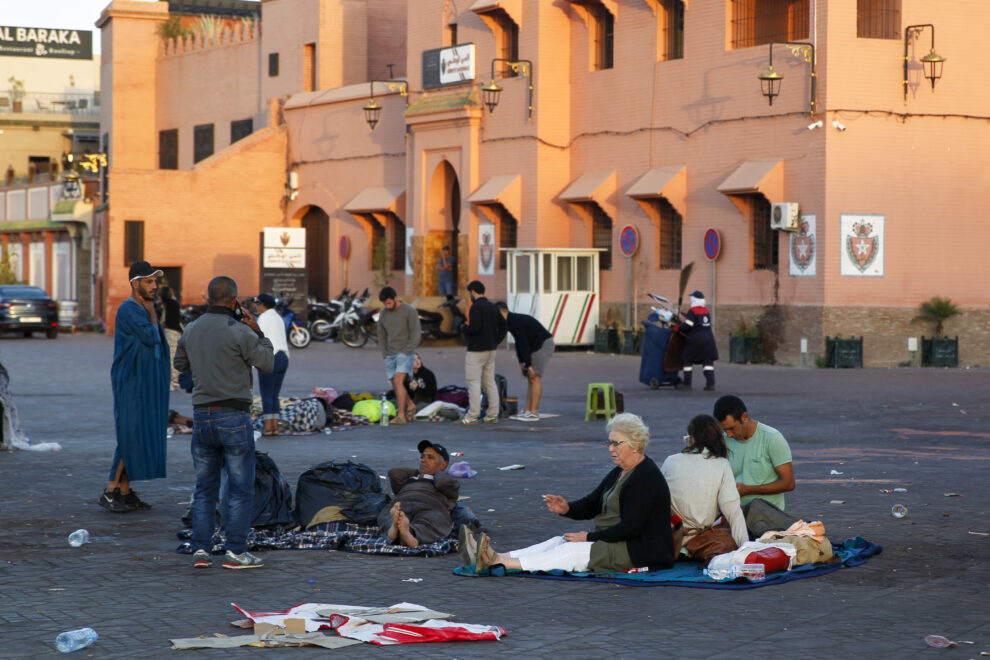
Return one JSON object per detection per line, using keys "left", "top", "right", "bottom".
{"left": 503, "top": 248, "right": 601, "bottom": 346}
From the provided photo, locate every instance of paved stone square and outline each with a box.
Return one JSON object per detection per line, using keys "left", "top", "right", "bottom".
{"left": 0, "top": 334, "right": 987, "bottom": 658}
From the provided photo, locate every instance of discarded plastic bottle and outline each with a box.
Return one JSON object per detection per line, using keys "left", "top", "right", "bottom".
{"left": 67, "top": 529, "right": 90, "bottom": 548}
{"left": 379, "top": 395, "right": 389, "bottom": 427}
{"left": 704, "top": 563, "right": 766, "bottom": 582}
{"left": 891, "top": 504, "right": 908, "bottom": 518}
{"left": 54, "top": 627, "right": 98, "bottom": 653}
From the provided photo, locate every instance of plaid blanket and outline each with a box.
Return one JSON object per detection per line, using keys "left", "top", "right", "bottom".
{"left": 176, "top": 521, "right": 456, "bottom": 557}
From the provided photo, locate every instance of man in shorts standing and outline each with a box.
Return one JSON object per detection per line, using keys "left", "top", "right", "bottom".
{"left": 496, "top": 302, "right": 553, "bottom": 420}
{"left": 377, "top": 287, "right": 422, "bottom": 424}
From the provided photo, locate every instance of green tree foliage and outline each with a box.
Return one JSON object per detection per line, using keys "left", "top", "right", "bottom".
{"left": 372, "top": 236, "right": 393, "bottom": 289}
{"left": 911, "top": 297, "right": 961, "bottom": 337}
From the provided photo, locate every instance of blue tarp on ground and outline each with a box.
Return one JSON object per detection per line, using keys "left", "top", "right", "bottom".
{"left": 453, "top": 537, "right": 882, "bottom": 589}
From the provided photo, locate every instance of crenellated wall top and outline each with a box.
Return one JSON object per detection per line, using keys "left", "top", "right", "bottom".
{"left": 159, "top": 22, "right": 260, "bottom": 58}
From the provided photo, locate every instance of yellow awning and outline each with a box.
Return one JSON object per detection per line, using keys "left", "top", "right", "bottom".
{"left": 344, "top": 186, "right": 406, "bottom": 217}
{"left": 468, "top": 174, "right": 521, "bottom": 221}
{"left": 559, "top": 171, "right": 616, "bottom": 204}
{"left": 626, "top": 165, "right": 687, "bottom": 216}
{"left": 717, "top": 159, "right": 783, "bottom": 201}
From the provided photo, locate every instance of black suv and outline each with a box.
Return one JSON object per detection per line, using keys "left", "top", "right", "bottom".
{"left": 0, "top": 286, "right": 59, "bottom": 339}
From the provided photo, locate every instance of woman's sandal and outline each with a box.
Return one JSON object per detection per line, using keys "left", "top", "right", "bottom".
{"left": 458, "top": 525, "right": 478, "bottom": 567}
{"left": 405, "top": 408, "right": 416, "bottom": 422}
{"left": 475, "top": 534, "right": 498, "bottom": 572}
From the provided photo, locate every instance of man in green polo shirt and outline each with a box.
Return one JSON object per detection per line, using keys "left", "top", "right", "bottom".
{"left": 713, "top": 395, "right": 798, "bottom": 539}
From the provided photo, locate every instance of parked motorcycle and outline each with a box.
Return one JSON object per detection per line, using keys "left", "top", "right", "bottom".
{"left": 418, "top": 297, "right": 467, "bottom": 341}
{"left": 307, "top": 288, "right": 350, "bottom": 341}
{"left": 329, "top": 289, "right": 371, "bottom": 348}
{"left": 275, "top": 294, "right": 311, "bottom": 349}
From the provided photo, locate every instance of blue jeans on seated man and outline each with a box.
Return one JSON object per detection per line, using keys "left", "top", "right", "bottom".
{"left": 191, "top": 409, "right": 256, "bottom": 554}
{"left": 258, "top": 351, "right": 289, "bottom": 419}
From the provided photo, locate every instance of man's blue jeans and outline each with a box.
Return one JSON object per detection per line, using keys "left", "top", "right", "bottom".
{"left": 191, "top": 409, "right": 255, "bottom": 554}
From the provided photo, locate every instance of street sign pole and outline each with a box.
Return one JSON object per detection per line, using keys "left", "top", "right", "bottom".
{"left": 619, "top": 225, "right": 640, "bottom": 327}
{"left": 703, "top": 228, "right": 721, "bottom": 332}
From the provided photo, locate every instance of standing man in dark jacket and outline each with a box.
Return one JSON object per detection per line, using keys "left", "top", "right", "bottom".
{"left": 457, "top": 280, "right": 507, "bottom": 425}
{"left": 495, "top": 302, "right": 553, "bottom": 420}
{"left": 680, "top": 290, "right": 719, "bottom": 391}
{"left": 174, "top": 276, "right": 274, "bottom": 570}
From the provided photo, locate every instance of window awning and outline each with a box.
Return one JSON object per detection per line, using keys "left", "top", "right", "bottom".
{"left": 626, "top": 165, "right": 686, "bottom": 216}
{"left": 559, "top": 171, "right": 616, "bottom": 204}
{"left": 470, "top": 0, "right": 522, "bottom": 24}
{"left": 468, "top": 174, "right": 521, "bottom": 221}
{"left": 717, "top": 159, "right": 783, "bottom": 201}
{"left": 343, "top": 186, "right": 406, "bottom": 218}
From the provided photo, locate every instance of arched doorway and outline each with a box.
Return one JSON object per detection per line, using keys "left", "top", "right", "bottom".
{"left": 301, "top": 206, "right": 329, "bottom": 301}
{"left": 426, "top": 160, "right": 461, "bottom": 295}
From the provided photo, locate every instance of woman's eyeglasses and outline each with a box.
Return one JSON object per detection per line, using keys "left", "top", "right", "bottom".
{"left": 606, "top": 439, "right": 627, "bottom": 449}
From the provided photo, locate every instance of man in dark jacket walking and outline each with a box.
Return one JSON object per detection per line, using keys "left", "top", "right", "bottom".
{"left": 495, "top": 302, "right": 553, "bottom": 420}
{"left": 457, "top": 280, "right": 507, "bottom": 425}
{"left": 680, "top": 290, "right": 719, "bottom": 391}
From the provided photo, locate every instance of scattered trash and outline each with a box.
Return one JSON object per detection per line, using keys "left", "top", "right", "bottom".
{"left": 451, "top": 452, "right": 465, "bottom": 457}
{"left": 879, "top": 489, "right": 894, "bottom": 494}
{"left": 307, "top": 579, "right": 316, "bottom": 584}
{"left": 54, "top": 627, "right": 98, "bottom": 653}
{"left": 891, "top": 504, "right": 908, "bottom": 518}
{"left": 253, "top": 430, "right": 262, "bottom": 441}
{"left": 944, "top": 493, "right": 963, "bottom": 497}
{"left": 498, "top": 464, "right": 525, "bottom": 471}
{"left": 969, "top": 531, "right": 988, "bottom": 536}
{"left": 893, "top": 488, "right": 907, "bottom": 493}
{"left": 952, "top": 402, "right": 959, "bottom": 407}
{"left": 486, "top": 508, "right": 495, "bottom": 512}
{"left": 67, "top": 529, "right": 89, "bottom": 548}
{"left": 924, "top": 634, "right": 974, "bottom": 648}
{"left": 402, "top": 578, "right": 423, "bottom": 583}
{"left": 449, "top": 461, "right": 478, "bottom": 478}
{"left": 829, "top": 470, "right": 844, "bottom": 475}
{"left": 829, "top": 500, "right": 845, "bottom": 504}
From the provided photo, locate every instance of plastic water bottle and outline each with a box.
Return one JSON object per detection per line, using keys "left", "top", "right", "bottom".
{"left": 891, "top": 504, "right": 908, "bottom": 518}
{"left": 704, "top": 563, "right": 766, "bottom": 582}
{"left": 379, "top": 395, "right": 389, "bottom": 427}
{"left": 67, "top": 529, "right": 90, "bottom": 548}
{"left": 54, "top": 628, "right": 98, "bottom": 653}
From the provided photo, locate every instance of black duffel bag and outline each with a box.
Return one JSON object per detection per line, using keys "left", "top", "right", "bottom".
{"left": 295, "top": 460, "right": 388, "bottom": 528}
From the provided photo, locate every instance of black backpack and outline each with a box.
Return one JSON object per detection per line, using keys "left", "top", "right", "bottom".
{"left": 295, "top": 460, "right": 388, "bottom": 528}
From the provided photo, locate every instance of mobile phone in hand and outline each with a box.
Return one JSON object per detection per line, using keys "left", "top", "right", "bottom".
{"left": 233, "top": 301, "right": 244, "bottom": 320}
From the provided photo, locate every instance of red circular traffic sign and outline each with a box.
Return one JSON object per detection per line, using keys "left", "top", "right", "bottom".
{"left": 703, "top": 228, "right": 721, "bottom": 261}
{"left": 619, "top": 225, "right": 640, "bottom": 257}
{"left": 339, "top": 236, "right": 351, "bottom": 260}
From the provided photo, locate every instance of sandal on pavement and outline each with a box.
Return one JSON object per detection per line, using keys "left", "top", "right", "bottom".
{"left": 458, "top": 524, "right": 478, "bottom": 567}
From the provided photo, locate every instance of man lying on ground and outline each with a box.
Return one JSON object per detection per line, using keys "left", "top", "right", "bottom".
{"left": 378, "top": 440, "right": 459, "bottom": 548}
{"left": 713, "top": 394, "right": 799, "bottom": 539}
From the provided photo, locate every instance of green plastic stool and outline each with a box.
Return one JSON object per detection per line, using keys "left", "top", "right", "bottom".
{"left": 585, "top": 383, "right": 617, "bottom": 421}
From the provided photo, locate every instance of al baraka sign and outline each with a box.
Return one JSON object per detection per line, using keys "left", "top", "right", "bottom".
{"left": 0, "top": 26, "right": 93, "bottom": 60}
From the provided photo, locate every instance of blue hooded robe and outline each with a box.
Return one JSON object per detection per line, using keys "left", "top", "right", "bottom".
{"left": 109, "top": 298, "right": 169, "bottom": 481}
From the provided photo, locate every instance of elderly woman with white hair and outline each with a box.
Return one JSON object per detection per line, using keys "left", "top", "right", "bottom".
{"left": 463, "top": 413, "right": 674, "bottom": 573}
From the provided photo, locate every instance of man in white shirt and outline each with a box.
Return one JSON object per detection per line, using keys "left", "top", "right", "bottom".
{"left": 254, "top": 294, "right": 289, "bottom": 436}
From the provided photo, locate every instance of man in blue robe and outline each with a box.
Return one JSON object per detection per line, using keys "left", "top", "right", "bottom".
{"left": 100, "top": 260, "right": 170, "bottom": 513}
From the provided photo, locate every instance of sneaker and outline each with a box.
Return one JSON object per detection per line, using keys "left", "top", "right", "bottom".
{"left": 482, "top": 416, "right": 499, "bottom": 424}
{"left": 519, "top": 411, "right": 540, "bottom": 420}
{"left": 121, "top": 490, "right": 152, "bottom": 510}
{"left": 455, "top": 417, "right": 478, "bottom": 426}
{"left": 222, "top": 550, "right": 264, "bottom": 570}
{"left": 98, "top": 488, "right": 133, "bottom": 513}
{"left": 192, "top": 549, "right": 212, "bottom": 569}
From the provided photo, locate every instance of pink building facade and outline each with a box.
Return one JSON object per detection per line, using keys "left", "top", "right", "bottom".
{"left": 98, "top": 0, "right": 990, "bottom": 365}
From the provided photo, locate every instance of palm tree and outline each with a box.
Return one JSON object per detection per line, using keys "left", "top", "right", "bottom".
{"left": 911, "top": 297, "right": 961, "bottom": 337}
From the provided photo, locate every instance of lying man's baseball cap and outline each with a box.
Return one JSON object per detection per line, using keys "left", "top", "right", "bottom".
{"left": 417, "top": 439, "right": 449, "bottom": 462}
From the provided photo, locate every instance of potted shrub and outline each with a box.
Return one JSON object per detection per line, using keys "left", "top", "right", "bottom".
{"left": 594, "top": 320, "right": 620, "bottom": 353}
{"left": 913, "top": 297, "right": 961, "bottom": 367}
{"left": 7, "top": 77, "right": 24, "bottom": 112}
{"left": 825, "top": 335, "right": 863, "bottom": 368}
{"left": 729, "top": 320, "right": 761, "bottom": 364}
